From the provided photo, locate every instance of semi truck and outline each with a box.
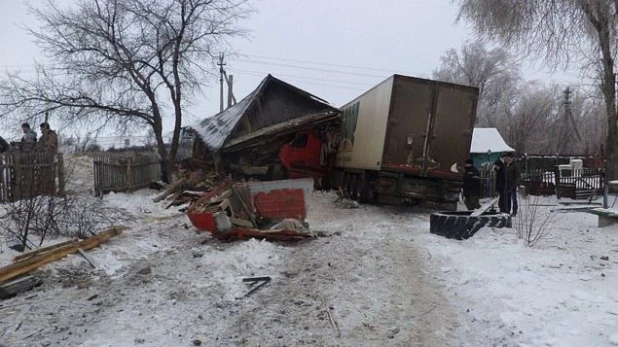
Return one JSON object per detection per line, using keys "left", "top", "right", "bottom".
{"left": 332, "top": 74, "right": 479, "bottom": 209}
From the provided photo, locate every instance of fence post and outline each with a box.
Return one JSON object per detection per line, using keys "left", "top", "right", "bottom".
{"left": 555, "top": 166, "right": 560, "bottom": 199}
{"left": 57, "top": 153, "right": 65, "bottom": 197}
{"left": 126, "top": 159, "right": 133, "bottom": 193}
{"left": 13, "top": 153, "right": 21, "bottom": 201}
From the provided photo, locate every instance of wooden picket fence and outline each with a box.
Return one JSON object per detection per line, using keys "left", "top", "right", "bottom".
{"left": 93, "top": 154, "right": 161, "bottom": 196}
{"left": 0, "top": 152, "right": 65, "bottom": 202}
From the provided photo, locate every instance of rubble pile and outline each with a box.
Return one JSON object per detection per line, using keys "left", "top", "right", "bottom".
{"left": 184, "top": 178, "right": 315, "bottom": 241}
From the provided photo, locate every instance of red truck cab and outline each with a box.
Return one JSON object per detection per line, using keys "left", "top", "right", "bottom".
{"left": 279, "top": 130, "right": 332, "bottom": 181}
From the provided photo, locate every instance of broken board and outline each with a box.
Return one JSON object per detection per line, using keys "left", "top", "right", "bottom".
{"left": 470, "top": 197, "right": 499, "bottom": 217}
{"left": 0, "top": 276, "right": 42, "bottom": 299}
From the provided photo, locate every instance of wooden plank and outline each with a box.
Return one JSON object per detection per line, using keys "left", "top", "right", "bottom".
{"left": 13, "top": 239, "right": 78, "bottom": 262}
{"left": 470, "top": 197, "right": 499, "bottom": 217}
{"left": 0, "top": 226, "right": 128, "bottom": 284}
{"left": 0, "top": 276, "right": 42, "bottom": 299}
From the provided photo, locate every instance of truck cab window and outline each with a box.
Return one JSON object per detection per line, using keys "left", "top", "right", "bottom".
{"left": 291, "top": 133, "right": 309, "bottom": 148}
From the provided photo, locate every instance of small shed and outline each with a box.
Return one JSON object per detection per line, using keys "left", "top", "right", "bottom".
{"left": 470, "top": 128, "right": 514, "bottom": 167}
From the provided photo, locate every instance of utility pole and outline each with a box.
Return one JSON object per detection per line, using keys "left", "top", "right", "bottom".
{"left": 225, "top": 73, "right": 237, "bottom": 107}
{"left": 217, "top": 53, "right": 226, "bottom": 112}
{"left": 563, "top": 87, "right": 582, "bottom": 143}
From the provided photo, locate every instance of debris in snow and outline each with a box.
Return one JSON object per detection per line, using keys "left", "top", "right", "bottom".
{"left": 240, "top": 276, "right": 272, "bottom": 298}
{"left": 192, "top": 250, "right": 204, "bottom": 258}
{"left": 77, "top": 248, "right": 96, "bottom": 269}
{"left": 387, "top": 326, "right": 400, "bottom": 339}
{"left": 192, "top": 339, "right": 202, "bottom": 346}
{"left": 137, "top": 267, "right": 151, "bottom": 276}
{"left": 0, "top": 226, "right": 127, "bottom": 284}
{"left": 186, "top": 179, "right": 314, "bottom": 241}
{"left": 335, "top": 199, "right": 360, "bottom": 209}
{"left": 325, "top": 304, "right": 341, "bottom": 338}
{"left": 601, "top": 255, "right": 610, "bottom": 261}
{"left": 0, "top": 276, "right": 42, "bottom": 299}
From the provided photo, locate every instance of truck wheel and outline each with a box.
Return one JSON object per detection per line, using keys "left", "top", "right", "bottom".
{"left": 350, "top": 174, "right": 359, "bottom": 201}
{"left": 429, "top": 211, "right": 511, "bottom": 240}
{"left": 357, "top": 172, "right": 370, "bottom": 203}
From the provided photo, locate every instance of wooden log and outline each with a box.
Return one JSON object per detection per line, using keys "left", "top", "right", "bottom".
{"left": 0, "top": 226, "right": 128, "bottom": 284}
{"left": 13, "top": 239, "right": 78, "bottom": 262}
{"left": 152, "top": 178, "right": 186, "bottom": 203}
{"left": 0, "top": 276, "right": 42, "bottom": 299}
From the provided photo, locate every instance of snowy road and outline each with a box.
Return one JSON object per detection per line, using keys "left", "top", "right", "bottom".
{"left": 0, "top": 191, "right": 469, "bottom": 347}
{"left": 5, "top": 188, "right": 615, "bottom": 346}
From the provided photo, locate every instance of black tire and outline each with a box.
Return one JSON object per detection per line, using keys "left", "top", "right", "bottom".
{"left": 358, "top": 172, "right": 370, "bottom": 203}
{"left": 430, "top": 211, "right": 511, "bottom": 240}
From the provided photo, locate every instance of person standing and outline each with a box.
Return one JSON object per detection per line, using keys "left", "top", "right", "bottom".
{"left": 463, "top": 158, "right": 481, "bottom": 210}
{"left": 505, "top": 153, "right": 521, "bottom": 216}
{"left": 493, "top": 153, "right": 511, "bottom": 214}
{"left": 38, "top": 122, "right": 59, "bottom": 154}
{"left": 20, "top": 123, "right": 37, "bottom": 151}
{"left": 0, "top": 136, "right": 9, "bottom": 154}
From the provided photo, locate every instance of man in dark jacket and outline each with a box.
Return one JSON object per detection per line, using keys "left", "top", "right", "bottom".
{"left": 0, "top": 136, "right": 9, "bottom": 154}
{"left": 463, "top": 158, "right": 481, "bottom": 210}
{"left": 20, "top": 123, "right": 37, "bottom": 152}
{"left": 505, "top": 153, "right": 521, "bottom": 216}
{"left": 493, "top": 153, "right": 511, "bottom": 213}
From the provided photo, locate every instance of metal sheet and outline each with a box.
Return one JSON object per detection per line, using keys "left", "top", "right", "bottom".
{"left": 430, "top": 84, "right": 478, "bottom": 172}
{"left": 335, "top": 76, "right": 394, "bottom": 170}
{"left": 382, "top": 76, "right": 434, "bottom": 167}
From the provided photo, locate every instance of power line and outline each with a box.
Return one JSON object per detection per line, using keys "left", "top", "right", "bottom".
{"left": 232, "top": 68, "right": 376, "bottom": 87}
{"left": 232, "top": 70, "right": 368, "bottom": 92}
{"left": 235, "top": 59, "right": 393, "bottom": 78}
{"left": 242, "top": 54, "right": 426, "bottom": 76}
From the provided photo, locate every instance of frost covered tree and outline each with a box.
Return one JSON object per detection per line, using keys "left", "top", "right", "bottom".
{"left": 455, "top": 0, "right": 618, "bottom": 177}
{"left": 0, "top": 0, "right": 251, "bottom": 182}
{"left": 433, "top": 40, "right": 520, "bottom": 127}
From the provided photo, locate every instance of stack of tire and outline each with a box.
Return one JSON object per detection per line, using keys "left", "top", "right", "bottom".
{"left": 429, "top": 211, "right": 511, "bottom": 240}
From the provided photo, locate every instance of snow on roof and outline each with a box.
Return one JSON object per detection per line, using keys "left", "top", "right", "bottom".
{"left": 470, "top": 128, "right": 514, "bottom": 154}
{"left": 189, "top": 74, "right": 336, "bottom": 153}
{"left": 191, "top": 87, "right": 258, "bottom": 153}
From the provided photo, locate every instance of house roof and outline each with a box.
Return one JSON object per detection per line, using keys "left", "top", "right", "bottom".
{"left": 189, "top": 74, "right": 340, "bottom": 153}
{"left": 470, "top": 128, "right": 514, "bottom": 154}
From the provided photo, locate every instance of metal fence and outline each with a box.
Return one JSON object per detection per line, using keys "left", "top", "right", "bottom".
{"left": 93, "top": 154, "right": 161, "bottom": 196}
{"left": 478, "top": 166, "right": 602, "bottom": 200}
{"left": 0, "top": 152, "right": 65, "bottom": 202}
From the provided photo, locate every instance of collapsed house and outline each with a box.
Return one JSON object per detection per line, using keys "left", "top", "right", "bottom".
{"left": 186, "top": 75, "right": 342, "bottom": 187}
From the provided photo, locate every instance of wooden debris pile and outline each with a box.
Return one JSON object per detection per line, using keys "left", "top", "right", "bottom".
{"left": 0, "top": 226, "right": 126, "bottom": 299}
{"left": 185, "top": 178, "right": 315, "bottom": 241}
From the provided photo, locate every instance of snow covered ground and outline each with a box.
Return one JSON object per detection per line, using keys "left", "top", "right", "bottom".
{"left": 1, "top": 155, "right": 618, "bottom": 346}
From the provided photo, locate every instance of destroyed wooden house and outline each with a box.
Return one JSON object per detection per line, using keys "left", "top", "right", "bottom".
{"left": 186, "top": 75, "right": 342, "bottom": 183}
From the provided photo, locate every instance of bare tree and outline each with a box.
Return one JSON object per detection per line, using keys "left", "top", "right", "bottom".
{"left": 500, "top": 84, "right": 558, "bottom": 155}
{"left": 455, "top": 0, "right": 618, "bottom": 178}
{"left": 433, "top": 40, "right": 520, "bottom": 126}
{"left": 0, "top": 0, "right": 251, "bottom": 182}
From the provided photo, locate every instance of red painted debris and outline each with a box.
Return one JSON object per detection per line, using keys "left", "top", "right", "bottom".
{"left": 253, "top": 188, "right": 306, "bottom": 221}
{"left": 186, "top": 211, "right": 217, "bottom": 232}
{"left": 186, "top": 178, "right": 313, "bottom": 241}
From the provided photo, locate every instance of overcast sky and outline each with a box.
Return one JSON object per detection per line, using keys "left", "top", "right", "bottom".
{"left": 0, "top": 0, "right": 579, "bottom": 144}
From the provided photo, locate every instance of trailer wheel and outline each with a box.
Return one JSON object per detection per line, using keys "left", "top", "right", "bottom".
{"left": 429, "top": 211, "right": 511, "bottom": 240}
